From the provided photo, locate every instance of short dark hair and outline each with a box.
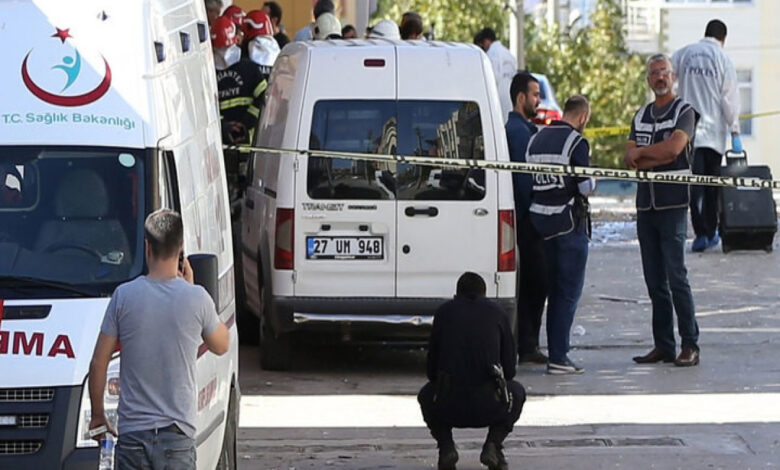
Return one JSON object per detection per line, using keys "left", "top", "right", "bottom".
{"left": 314, "top": 0, "right": 334, "bottom": 19}
{"left": 474, "top": 27, "right": 497, "bottom": 45}
{"left": 704, "top": 19, "right": 727, "bottom": 41}
{"left": 263, "top": 1, "right": 282, "bottom": 22}
{"left": 456, "top": 272, "right": 486, "bottom": 298}
{"left": 509, "top": 71, "right": 539, "bottom": 108}
{"left": 400, "top": 14, "right": 423, "bottom": 39}
{"left": 563, "top": 95, "right": 590, "bottom": 117}
{"left": 402, "top": 11, "right": 421, "bottom": 22}
{"left": 341, "top": 24, "right": 356, "bottom": 37}
{"left": 144, "top": 209, "right": 184, "bottom": 259}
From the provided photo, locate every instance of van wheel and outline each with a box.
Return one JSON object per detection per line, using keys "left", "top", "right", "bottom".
{"left": 260, "top": 317, "right": 291, "bottom": 371}
{"left": 216, "top": 387, "right": 237, "bottom": 470}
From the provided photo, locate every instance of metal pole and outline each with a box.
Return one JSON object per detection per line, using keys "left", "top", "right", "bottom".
{"left": 516, "top": 0, "right": 525, "bottom": 69}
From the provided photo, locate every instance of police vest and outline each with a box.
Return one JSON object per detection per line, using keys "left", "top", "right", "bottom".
{"left": 216, "top": 59, "right": 269, "bottom": 144}
{"left": 631, "top": 97, "right": 697, "bottom": 211}
{"left": 526, "top": 124, "right": 586, "bottom": 239}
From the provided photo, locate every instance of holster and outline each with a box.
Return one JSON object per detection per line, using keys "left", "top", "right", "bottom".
{"left": 574, "top": 194, "right": 592, "bottom": 239}
{"left": 488, "top": 364, "right": 512, "bottom": 413}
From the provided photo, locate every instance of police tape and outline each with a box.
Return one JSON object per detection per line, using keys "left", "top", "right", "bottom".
{"left": 224, "top": 144, "right": 780, "bottom": 191}
{"left": 583, "top": 109, "right": 780, "bottom": 139}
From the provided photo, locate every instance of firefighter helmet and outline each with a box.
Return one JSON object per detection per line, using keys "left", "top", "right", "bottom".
{"left": 211, "top": 16, "right": 239, "bottom": 48}
{"left": 243, "top": 10, "right": 274, "bottom": 40}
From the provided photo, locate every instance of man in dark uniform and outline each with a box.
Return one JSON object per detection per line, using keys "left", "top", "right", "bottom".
{"left": 418, "top": 272, "right": 526, "bottom": 470}
{"left": 526, "top": 96, "right": 594, "bottom": 375}
{"left": 505, "top": 71, "right": 547, "bottom": 365}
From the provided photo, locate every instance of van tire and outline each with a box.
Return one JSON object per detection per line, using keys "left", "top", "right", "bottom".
{"left": 259, "top": 272, "right": 291, "bottom": 370}
{"left": 260, "top": 318, "right": 291, "bottom": 370}
{"left": 216, "top": 386, "right": 237, "bottom": 470}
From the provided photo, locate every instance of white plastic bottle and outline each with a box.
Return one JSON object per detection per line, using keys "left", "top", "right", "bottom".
{"left": 98, "top": 434, "right": 115, "bottom": 470}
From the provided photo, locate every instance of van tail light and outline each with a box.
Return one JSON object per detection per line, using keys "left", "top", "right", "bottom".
{"left": 498, "top": 210, "right": 516, "bottom": 272}
{"left": 274, "top": 208, "right": 294, "bottom": 270}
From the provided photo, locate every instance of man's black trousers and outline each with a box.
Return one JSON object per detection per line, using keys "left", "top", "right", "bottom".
{"left": 516, "top": 212, "right": 548, "bottom": 355}
{"left": 417, "top": 380, "right": 526, "bottom": 446}
{"left": 690, "top": 147, "right": 723, "bottom": 239}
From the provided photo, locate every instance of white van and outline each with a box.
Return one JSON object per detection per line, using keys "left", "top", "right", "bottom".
{"left": 0, "top": 1, "right": 238, "bottom": 469}
{"left": 240, "top": 40, "right": 517, "bottom": 370}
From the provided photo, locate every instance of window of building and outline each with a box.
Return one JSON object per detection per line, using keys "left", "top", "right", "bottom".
{"left": 737, "top": 69, "right": 753, "bottom": 136}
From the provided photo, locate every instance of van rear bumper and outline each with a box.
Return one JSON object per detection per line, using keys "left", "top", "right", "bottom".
{"left": 269, "top": 296, "right": 516, "bottom": 335}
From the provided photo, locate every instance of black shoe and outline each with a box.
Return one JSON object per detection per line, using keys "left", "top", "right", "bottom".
{"left": 480, "top": 441, "right": 508, "bottom": 470}
{"left": 437, "top": 444, "right": 458, "bottom": 470}
{"left": 519, "top": 348, "right": 548, "bottom": 364}
{"left": 674, "top": 347, "right": 700, "bottom": 367}
{"left": 632, "top": 348, "right": 676, "bottom": 364}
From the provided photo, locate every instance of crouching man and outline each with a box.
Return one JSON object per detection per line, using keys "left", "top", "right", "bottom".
{"left": 418, "top": 272, "right": 526, "bottom": 470}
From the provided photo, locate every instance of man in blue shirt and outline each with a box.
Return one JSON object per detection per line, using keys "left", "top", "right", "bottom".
{"left": 505, "top": 72, "right": 547, "bottom": 365}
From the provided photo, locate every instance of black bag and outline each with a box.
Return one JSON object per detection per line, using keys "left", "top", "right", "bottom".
{"left": 719, "top": 151, "right": 777, "bottom": 253}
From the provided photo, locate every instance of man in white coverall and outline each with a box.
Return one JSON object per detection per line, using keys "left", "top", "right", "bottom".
{"left": 474, "top": 27, "right": 517, "bottom": 123}
{"left": 672, "top": 19, "right": 741, "bottom": 252}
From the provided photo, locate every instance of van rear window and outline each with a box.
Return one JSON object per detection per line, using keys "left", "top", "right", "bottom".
{"left": 308, "top": 100, "right": 485, "bottom": 201}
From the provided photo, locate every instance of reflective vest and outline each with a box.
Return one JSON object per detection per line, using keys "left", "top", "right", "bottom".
{"left": 526, "top": 124, "right": 586, "bottom": 239}
{"left": 216, "top": 59, "right": 269, "bottom": 145}
{"left": 631, "top": 97, "right": 698, "bottom": 211}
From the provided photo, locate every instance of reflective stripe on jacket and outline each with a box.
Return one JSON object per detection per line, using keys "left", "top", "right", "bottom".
{"left": 526, "top": 124, "right": 584, "bottom": 239}
{"left": 632, "top": 97, "right": 697, "bottom": 211}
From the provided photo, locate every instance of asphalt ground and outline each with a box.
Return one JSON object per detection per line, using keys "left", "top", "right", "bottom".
{"left": 235, "top": 195, "right": 780, "bottom": 469}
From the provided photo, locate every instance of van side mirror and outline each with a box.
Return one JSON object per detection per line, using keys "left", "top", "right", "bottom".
{"left": 188, "top": 253, "right": 219, "bottom": 307}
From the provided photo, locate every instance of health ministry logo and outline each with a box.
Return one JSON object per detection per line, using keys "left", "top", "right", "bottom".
{"left": 21, "top": 27, "right": 112, "bottom": 107}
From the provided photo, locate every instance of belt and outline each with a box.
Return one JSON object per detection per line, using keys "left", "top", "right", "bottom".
{"left": 154, "top": 424, "right": 186, "bottom": 435}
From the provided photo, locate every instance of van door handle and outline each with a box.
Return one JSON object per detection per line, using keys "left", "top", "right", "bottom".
{"left": 474, "top": 208, "right": 488, "bottom": 216}
{"left": 404, "top": 206, "right": 438, "bottom": 217}
{"left": 245, "top": 198, "right": 255, "bottom": 209}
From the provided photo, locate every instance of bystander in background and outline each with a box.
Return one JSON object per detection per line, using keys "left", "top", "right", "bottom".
{"left": 474, "top": 28, "right": 516, "bottom": 123}
{"left": 672, "top": 19, "right": 741, "bottom": 252}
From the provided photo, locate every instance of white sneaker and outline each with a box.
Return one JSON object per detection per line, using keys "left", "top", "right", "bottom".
{"left": 547, "top": 358, "right": 585, "bottom": 375}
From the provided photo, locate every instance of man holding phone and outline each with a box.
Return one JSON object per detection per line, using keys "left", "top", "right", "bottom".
{"left": 88, "top": 209, "right": 230, "bottom": 469}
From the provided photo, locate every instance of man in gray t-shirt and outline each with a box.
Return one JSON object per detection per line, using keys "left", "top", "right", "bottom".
{"left": 88, "top": 209, "right": 229, "bottom": 470}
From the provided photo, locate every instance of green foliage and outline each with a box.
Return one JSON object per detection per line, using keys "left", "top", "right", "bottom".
{"left": 525, "top": 0, "right": 647, "bottom": 168}
{"left": 372, "top": 0, "right": 508, "bottom": 43}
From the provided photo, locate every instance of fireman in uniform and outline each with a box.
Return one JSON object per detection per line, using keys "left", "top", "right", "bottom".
{"left": 212, "top": 15, "right": 266, "bottom": 209}
{"left": 212, "top": 15, "right": 265, "bottom": 146}
{"left": 243, "top": 10, "right": 280, "bottom": 78}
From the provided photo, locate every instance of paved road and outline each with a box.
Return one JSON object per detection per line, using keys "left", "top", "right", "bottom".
{"left": 235, "top": 208, "right": 780, "bottom": 469}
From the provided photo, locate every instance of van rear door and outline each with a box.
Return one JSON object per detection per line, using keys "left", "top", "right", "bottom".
{"left": 293, "top": 48, "right": 397, "bottom": 297}
{"left": 395, "top": 47, "right": 499, "bottom": 297}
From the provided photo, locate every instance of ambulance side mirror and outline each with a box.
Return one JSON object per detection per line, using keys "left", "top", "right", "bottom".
{"left": 188, "top": 253, "right": 219, "bottom": 307}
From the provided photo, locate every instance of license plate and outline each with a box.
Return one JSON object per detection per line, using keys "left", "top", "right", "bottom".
{"left": 306, "top": 236, "right": 383, "bottom": 260}
{"left": 0, "top": 416, "right": 16, "bottom": 426}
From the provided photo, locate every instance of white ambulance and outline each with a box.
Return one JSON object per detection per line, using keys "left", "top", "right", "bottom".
{"left": 0, "top": 1, "right": 238, "bottom": 469}
{"left": 240, "top": 40, "right": 518, "bottom": 370}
